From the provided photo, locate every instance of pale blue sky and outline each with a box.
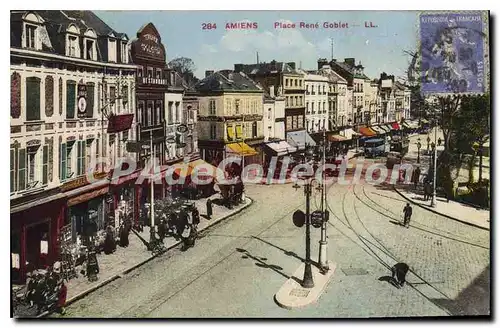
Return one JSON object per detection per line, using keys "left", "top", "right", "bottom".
{"left": 96, "top": 11, "right": 420, "bottom": 80}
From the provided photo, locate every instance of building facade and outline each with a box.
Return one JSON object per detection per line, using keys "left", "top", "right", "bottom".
{"left": 262, "top": 86, "right": 286, "bottom": 142}
{"left": 196, "top": 70, "right": 264, "bottom": 169}
{"left": 316, "top": 65, "right": 349, "bottom": 129}
{"left": 10, "top": 10, "right": 137, "bottom": 283}
{"left": 300, "top": 70, "right": 329, "bottom": 134}
{"left": 318, "top": 58, "right": 371, "bottom": 126}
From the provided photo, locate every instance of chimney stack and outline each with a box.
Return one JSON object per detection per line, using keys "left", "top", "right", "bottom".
{"left": 234, "top": 64, "right": 244, "bottom": 73}
{"left": 317, "top": 58, "right": 328, "bottom": 69}
{"left": 344, "top": 58, "right": 355, "bottom": 67}
{"left": 205, "top": 70, "right": 214, "bottom": 78}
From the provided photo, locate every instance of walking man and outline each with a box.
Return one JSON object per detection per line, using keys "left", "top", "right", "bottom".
{"left": 403, "top": 203, "right": 412, "bottom": 228}
{"left": 206, "top": 198, "right": 213, "bottom": 220}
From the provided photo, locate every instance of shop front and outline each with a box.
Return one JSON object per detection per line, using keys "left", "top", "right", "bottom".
{"left": 286, "top": 130, "right": 317, "bottom": 151}
{"left": 63, "top": 179, "right": 110, "bottom": 246}
{"left": 11, "top": 190, "right": 66, "bottom": 284}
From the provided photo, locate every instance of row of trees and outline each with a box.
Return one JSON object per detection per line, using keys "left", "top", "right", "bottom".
{"left": 405, "top": 44, "right": 490, "bottom": 206}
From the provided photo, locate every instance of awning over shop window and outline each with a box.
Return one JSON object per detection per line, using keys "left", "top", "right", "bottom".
{"left": 371, "top": 126, "right": 386, "bottom": 134}
{"left": 392, "top": 122, "right": 401, "bottom": 130}
{"left": 420, "top": 119, "right": 429, "bottom": 124}
{"left": 171, "top": 159, "right": 224, "bottom": 181}
{"left": 402, "top": 121, "right": 411, "bottom": 129}
{"left": 358, "top": 127, "right": 377, "bottom": 137}
{"left": 328, "top": 134, "right": 348, "bottom": 142}
{"left": 339, "top": 128, "right": 360, "bottom": 140}
{"left": 287, "top": 130, "right": 316, "bottom": 150}
{"left": 226, "top": 142, "right": 258, "bottom": 156}
{"left": 264, "top": 140, "right": 297, "bottom": 156}
{"left": 384, "top": 124, "right": 393, "bottom": 131}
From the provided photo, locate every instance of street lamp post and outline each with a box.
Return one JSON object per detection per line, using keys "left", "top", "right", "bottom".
{"left": 430, "top": 141, "right": 437, "bottom": 207}
{"left": 318, "top": 128, "right": 329, "bottom": 271}
{"left": 416, "top": 138, "right": 421, "bottom": 164}
{"left": 148, "top": 129, "right": 158, "bottom": 250}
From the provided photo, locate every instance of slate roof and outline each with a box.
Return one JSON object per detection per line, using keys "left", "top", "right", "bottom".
{"left": 11, "top": 10, "right": 128, "bottom": 63}
{"left": 195, "top": 70, "right": 263, "bottom": 93}
{"left": 332, "top": 61, "right": 370, "bottom": 80}
{"left": 316, "top": 66, "right": 348, "bottom": 84}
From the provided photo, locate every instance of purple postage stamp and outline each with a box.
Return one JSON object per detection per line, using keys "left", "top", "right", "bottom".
{"left": 419, "top": 12, "right": 487, "bottom": 94}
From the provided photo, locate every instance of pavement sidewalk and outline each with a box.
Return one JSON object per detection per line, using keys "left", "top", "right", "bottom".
{"left": 41, "top": 193, "right": 253, "bottom": 313}
{"left": 394, "top": 185, "right": 490, "bottom": 230}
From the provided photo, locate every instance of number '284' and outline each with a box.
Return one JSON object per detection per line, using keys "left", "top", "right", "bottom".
{"left": 202, "top": 23, "right": 217, "bottom": 30}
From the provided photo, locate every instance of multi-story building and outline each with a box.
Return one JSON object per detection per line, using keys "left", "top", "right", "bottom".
{"left": 316, "top": 65, "right": 349, "bottom": 129}
{"left": 263, "top": 85, "right": 286, "bottom": 142}
{"left": 394, "top": 81, "right": 411, "bottom": 121}
{"left": 10, "top": 10, "right": 136, "bottom": 283}
{"left": 235, "top": 61, "right": 315, "bottom": 151}
{"left": 182, "top": 85, "right": 200, "bottom": 158}
{"left": 299, "top": 69, "right": 329, "bottom": 135}
{"left": 364, "top": 79, "right": 380, "bottom": 125}
{"left": 195, "top": 70, "right": 264, "bottom": 168}
{"left": 318, "top": 58, "right": 371, "bottom": 125}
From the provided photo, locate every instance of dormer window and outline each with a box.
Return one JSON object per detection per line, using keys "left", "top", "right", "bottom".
{"left": 108, "top": 38, "right": 117, "bottom": 62}
{"left": 25, "top": 25, "right": 37, "bottom": 48}
{"left": 65, "top": 24, "right": 81, "bottom": 58}
{"left": 83, "top": 29, "right": 97, "bottom": 61}
{"left": 121, "top": 42, "right": 128, "bottom": 63}
{"left": 22, "top": 12, "right": 44, "bottom": 50}
{"left": 68, "top": 36, "right": 78, "bottom": 57}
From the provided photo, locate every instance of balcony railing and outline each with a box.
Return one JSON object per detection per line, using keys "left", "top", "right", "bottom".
{"left": 137, "top": 76, "right": 168, "bottom": 86}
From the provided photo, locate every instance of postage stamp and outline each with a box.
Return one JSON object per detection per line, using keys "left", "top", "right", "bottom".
{"left": 419, "top": 11, "right": 488, "bottom": 95}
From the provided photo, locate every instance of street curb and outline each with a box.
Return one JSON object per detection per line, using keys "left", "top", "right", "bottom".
{"left": 36, "top": 197, "right": 254, "bottom": 318}
{"left": 393, "top": 186, "right": 489, "bottom": 231}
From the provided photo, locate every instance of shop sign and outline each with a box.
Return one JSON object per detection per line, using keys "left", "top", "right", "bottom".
{"left": 61, "top": 171, "right": 108, "bottom": 192}
{"left": 77, "top": 83, "right": 87, "bottom": 118}
{"left": 107, "top": 114, "right": 134, "bottom": 133}
{"left": 67, "top": 187, "right": 109, "bottom": 207}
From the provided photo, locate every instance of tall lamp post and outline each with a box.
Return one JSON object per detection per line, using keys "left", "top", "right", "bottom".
{"left": 318, "top": 127, "right": 329, "bottom": 272}
{"left": 430, "top": 141, "right": 437, "bottom": 207}
{"left": 416, "top": 138, "right": 421, "bottom": 164}
{"left": 347, "top": 118, "right": 357, "bottom": 153}
{"left": 292, "top": 146, "right": 316, "bottom": 288}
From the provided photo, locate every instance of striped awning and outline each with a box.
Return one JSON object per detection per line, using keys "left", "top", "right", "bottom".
{"left": 371, "top": 126, "right": 386, "bottom": 134}
{"left": 392, "top": 122, "right": 401, "bottom": 130}
{"left": 171, "top": 159, "right": 225, "bottom": 181}
{"left": 402, "top": 121, "right": 411, "bottom": 129}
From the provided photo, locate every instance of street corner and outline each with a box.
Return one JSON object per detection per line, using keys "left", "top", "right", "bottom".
{"left": 275, "top": 262, "right": 337, "bottom": 310}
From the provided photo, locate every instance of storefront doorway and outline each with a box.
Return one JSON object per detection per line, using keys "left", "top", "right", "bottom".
{"left": 25, "top": 220, "right": 50, "bottom": 272}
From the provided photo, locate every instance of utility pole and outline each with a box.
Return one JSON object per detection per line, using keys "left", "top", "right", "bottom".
{"left": 149, "top": 129, "right": 156, "bottom": 243}
{"left": 318, "top": 128, "right": 329, "bottom": 271}
{"left": 430, "top": 118, "right": 438, "bottom": 208}
{"left": 330, "top": 38, "right": 334, "bottom": 62}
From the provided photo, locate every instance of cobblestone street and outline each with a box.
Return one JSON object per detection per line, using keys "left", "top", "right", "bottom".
{"left": 54, "top": 176, "right": 490, "bottom": 318}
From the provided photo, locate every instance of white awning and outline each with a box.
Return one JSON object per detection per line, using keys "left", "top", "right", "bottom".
{"left": 287, "top": 131, "right": 316, "bottom": 150}
{"left": 264, "top": 140, "right": 298, "bottom": 156}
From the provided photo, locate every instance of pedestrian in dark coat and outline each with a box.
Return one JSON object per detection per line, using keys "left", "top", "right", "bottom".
{"left": 206, "top": 199, "right": 213, "bottom": 219}
{"left": 119, "top": 223, "right": 129, "bottom": 248}
{"left": 103, "top": 225, "right": 116, "bottom": 255}
{"left": 391, "top": 263, "right": 410, "bottom": 288}
{"left": 192, "top": 207, "right": 200, "bottom": 228}
{"left": 157, "top": 219, "right": 167, "bottom": 243}
{"left": 424, "top": 182, "right": 432, "bottom": 201}
{"left": 403, "top": 203, "right": 413, "bottom": 228}
{"left": 413, "top": 167, "right": 421, "bottom": 189}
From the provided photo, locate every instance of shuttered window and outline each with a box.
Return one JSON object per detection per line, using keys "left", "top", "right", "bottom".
{"left": 66, "top": 81, "right": 76, "bottom": 119}
{"left": 59, "top": 143, "right": 67, "bottom": 181}
{"left": 26, "top": 77, "right": 41, "bottom": 121}
{"left": 18, "top": 148, "right": 26, "bottom": 191}
{"left": 10, "top": 149, "right": 16, "bottom": 193}
{"left": 77, "top": 141, "right": 86, "bottom": 176}
{"left": 87, "top": 83, "right": 95, "bottom": 118}
{"left": 42, "top": 145, "right": 48, "bottom": 185}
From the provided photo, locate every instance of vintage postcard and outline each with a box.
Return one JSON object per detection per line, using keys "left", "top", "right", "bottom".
{"left": 10, "top": 10, "right": 490, "bottom": 318}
